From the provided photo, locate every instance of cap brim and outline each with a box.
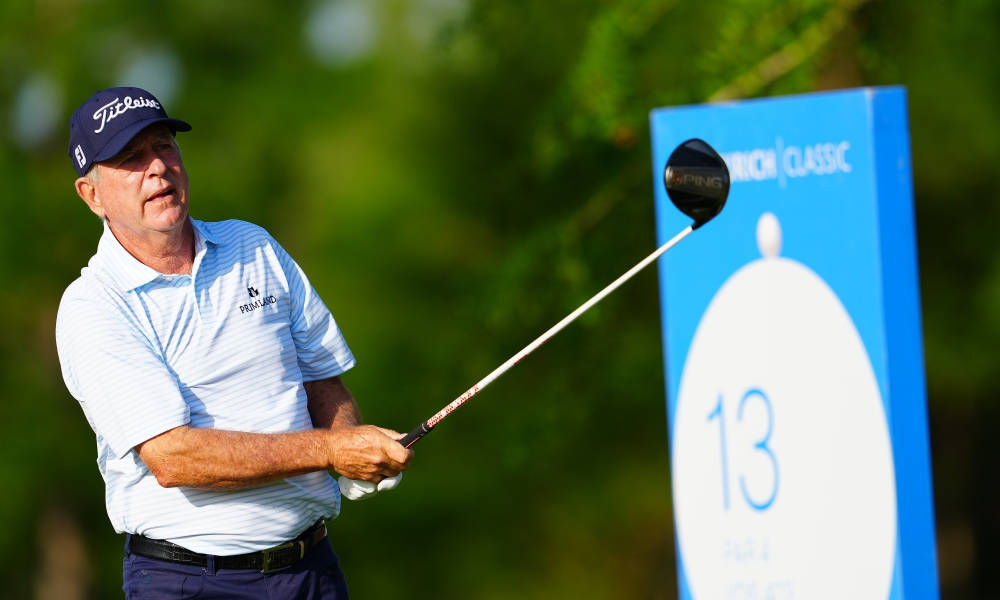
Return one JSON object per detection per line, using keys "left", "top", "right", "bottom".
{"left": 92, "top": 117, "right": 192, "bottom": 164}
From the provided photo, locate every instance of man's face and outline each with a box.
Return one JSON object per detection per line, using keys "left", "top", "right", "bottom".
{"left": 86, "top": 124, "right": 190, "bottom": 237}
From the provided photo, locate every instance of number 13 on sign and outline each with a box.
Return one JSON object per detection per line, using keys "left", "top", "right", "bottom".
{"left": 707, "top": 388, "right": 779, "bottom": 512}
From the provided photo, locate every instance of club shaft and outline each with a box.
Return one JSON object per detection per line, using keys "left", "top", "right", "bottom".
{"left": 398, "top": 224, "right": 695, "bottom": 448}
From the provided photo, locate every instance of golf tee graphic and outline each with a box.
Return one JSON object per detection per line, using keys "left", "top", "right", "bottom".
{"left": 650, "top": 88, "right": 939, "bottom": 600}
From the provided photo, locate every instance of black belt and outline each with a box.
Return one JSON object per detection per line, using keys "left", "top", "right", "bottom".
{"left": 127, "top": 520, "right": 327, "bottom": 573}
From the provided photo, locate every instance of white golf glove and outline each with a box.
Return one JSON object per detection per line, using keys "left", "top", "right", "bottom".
{"left": 338, "top": 473, "right": 402, "bottom": 501}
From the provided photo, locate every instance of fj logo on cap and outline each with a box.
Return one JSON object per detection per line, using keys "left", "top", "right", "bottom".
{"left": 74, "top": 145, "right": 86, "bottom": 169}
{"left": 92, "top": 96, "right": 161, "bottom": 134}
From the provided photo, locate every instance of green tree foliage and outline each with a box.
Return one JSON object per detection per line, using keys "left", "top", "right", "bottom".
{"left": 0, "top": 0, "right": 996, "bottom": 597}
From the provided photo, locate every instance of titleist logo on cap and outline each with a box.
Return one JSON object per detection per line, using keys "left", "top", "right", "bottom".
{"left": 92, "top": 96, "right": 162, "bottom": 134}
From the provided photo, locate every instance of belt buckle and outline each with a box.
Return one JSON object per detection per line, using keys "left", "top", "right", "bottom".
{"left": 260, "top": 540, "right": 305, "bottom": 573}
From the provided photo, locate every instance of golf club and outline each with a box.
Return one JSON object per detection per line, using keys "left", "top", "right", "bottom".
{"left": 396, "top": 138, "right": 730, "bottom": 449}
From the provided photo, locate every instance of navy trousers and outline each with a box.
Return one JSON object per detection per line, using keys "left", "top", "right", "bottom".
{"left": 122, "top": 538, "right": 350, "bottom": 599}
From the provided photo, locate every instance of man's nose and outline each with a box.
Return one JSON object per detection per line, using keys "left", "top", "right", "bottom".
{"left": 146, "top": 151, "right": 169, "bottom": 175}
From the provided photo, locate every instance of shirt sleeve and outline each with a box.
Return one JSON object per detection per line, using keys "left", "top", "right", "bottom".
{"left": 269, "top": 236, "right": 356, "bottom": 381}
{"left": 56, "top": 286, "right": 190, "bottom": 459}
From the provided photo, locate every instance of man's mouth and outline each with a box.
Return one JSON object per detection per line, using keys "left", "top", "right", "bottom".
{"left": 148, "top": 187, "right": 175, "bottom": 201}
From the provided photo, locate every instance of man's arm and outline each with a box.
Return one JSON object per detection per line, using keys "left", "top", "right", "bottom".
{"left": 136, "top": 377, "right": 412, "bottom": 490}
{"left": 304, "top": 375, "right": 360, "bottom": 430}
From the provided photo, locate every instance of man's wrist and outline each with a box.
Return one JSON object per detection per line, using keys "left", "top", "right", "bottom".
{"left": 319, "top": 428, "right": 344, "bottom": 472}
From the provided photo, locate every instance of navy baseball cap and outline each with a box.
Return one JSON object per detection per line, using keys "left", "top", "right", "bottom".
{"left": 67, "top": 86, "right": 191, "bottom": 177}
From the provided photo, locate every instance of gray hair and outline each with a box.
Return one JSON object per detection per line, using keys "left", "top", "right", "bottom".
{"left": 84, "top": 163, "right": 101, "bottom": 184}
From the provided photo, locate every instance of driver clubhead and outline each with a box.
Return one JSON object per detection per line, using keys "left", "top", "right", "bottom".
{"left": 663, "top": 138, "right": 730, "bottom": 228}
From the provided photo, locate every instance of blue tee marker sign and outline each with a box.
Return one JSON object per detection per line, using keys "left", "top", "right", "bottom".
{"left": 651, "top": 88, "right": 938, "bottom": 600}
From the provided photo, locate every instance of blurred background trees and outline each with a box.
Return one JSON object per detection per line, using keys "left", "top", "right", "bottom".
{"left": 1, "top": 0, "right": 997, "bottom": 597}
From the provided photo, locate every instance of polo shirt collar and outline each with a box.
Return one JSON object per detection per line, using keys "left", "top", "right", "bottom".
{"left": 191, "top": 218, "right": 219, "bottom": 249}
{"left": 93, "top": 218, "right": 219, "bottom": 292}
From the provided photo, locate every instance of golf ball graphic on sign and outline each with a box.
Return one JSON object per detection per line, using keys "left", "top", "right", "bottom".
{"left": 672, "top": 213, "right": 897, "bottom": 599}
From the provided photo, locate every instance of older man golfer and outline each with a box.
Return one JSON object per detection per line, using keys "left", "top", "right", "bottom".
{"left": 55, "top": 86, "right": 411, "bottom": 599}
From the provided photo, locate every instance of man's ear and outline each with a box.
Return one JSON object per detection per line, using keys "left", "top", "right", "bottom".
{"left": 75, "top": 175, "right": 105, "bottom": 219}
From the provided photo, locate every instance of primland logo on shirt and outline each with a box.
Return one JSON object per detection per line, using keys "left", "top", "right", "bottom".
{"left": 239, "top": 284, "right": 277, "bottom": 314}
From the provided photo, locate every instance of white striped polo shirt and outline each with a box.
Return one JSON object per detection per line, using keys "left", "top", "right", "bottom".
{"left": 55, "top": 218, "right": 356, "bottom": 555}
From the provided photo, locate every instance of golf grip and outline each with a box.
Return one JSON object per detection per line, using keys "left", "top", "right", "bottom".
{"left": 398, "top": 422, "right": 432, "bottom": 448}
{"left": 395, "top": 224, "right": 695, "bottom": 450}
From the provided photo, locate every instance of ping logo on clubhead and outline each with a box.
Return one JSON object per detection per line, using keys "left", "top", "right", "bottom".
{"left": 670, "top": 172, "right": 725, "bottom": 189}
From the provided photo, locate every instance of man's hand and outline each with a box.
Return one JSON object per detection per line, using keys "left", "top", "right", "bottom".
{"left": 327, "top": 423, "right": 410, "bottom": 501}
{"left": 304, "top": 378, "right": 413, "bottom": 481}
{"left": 328, "top": 425, "right": 412, "bottom": 482}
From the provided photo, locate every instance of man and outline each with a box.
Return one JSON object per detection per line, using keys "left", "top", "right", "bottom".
{"left": 55, "top": 86, "right": 411, "bottom": 598}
